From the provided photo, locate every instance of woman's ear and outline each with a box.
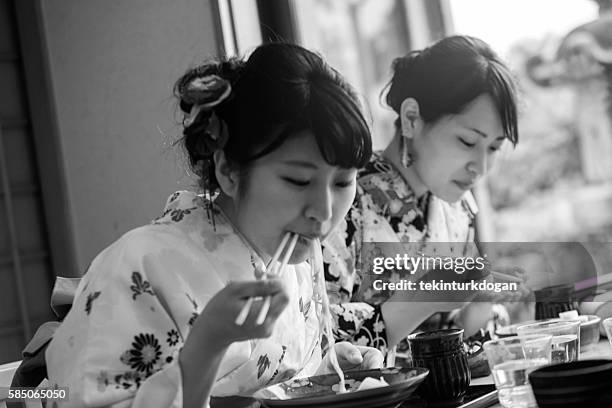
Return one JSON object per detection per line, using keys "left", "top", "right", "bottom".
{"left": 213, "top": 150, "right": 240, "bottom": 198}
{"left": 400, "top": 97, "right": 424, "bottom": 139}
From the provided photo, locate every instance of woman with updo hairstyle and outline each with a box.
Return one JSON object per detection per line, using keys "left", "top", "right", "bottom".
{"left": 323, "top": 35, "right": 521, "bottom": 355}
{"left": 45, "top": 43, "right": 382, "bottom": 408}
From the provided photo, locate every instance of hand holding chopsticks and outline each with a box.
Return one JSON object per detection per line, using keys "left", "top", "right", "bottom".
{"left": 234, "top": 231, "right": 299, "bottom": 326}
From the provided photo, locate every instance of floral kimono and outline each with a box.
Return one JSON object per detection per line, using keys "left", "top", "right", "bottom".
{"left": 46, "top": 191, "right": 322, "bottom": 407}
{"left": 324, "top": 152, "right": 478, "bottom": 352}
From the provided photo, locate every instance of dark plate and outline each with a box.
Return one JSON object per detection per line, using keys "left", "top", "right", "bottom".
{"left": 257, "top": 367, "right": 429, "bottom": 408}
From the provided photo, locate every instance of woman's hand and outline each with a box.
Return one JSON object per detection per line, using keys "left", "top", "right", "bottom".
{"left": 190, "top": 279, "right": 290, "bottom": 350}
{"left": 316, "top": 341, "right": 384, "bottom": 375}
{"left": 180, "top": 279, "right": 289, "bottom": 408}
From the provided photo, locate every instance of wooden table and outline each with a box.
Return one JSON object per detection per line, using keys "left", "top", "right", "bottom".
{"left": 471, "top": 339, "right": 612, "bottom": 407}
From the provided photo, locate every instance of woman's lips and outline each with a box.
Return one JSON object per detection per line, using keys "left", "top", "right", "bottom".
{"left": 297, "top": 235, "right": 311, "bottom": 247}
{"left": 453, "top": 180, "right": 475, "bottom": 190}
{"left": 290, "top": 232, "right": 322, "bottom": 247}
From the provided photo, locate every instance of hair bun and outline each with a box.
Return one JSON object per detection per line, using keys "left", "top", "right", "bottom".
{"left": 392, "top": 50, "right": 422, "bottom": 78}
{"left": 175, "top": 59, "right": 245, "bottom": 114}
{"left": 181, "top": 75, "right": 232, "bottom": 128}
{"left": 181, "top": 75, "right": 232, "bottom": 108}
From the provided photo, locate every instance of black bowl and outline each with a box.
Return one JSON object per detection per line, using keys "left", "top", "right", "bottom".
{"left": 529, "top": 359, "right": 612, "bottom": 407}
{"left": 257, "top": 367, "right": 429, "bottom": 408}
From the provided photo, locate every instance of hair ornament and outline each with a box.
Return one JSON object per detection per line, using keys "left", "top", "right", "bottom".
{"left": 183, "top": 74, "right": 232, "bottom": 127}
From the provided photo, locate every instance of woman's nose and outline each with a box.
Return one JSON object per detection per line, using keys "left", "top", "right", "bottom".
{"left": 467, "top": 151, "right": 488, "bottom": 177}
{"left": 304, "top": 186, "right": 333, "bottom": 223}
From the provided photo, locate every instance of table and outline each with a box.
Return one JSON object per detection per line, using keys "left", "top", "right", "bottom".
{"left": 472, "top": 338, "right": 612, "bottom": 407}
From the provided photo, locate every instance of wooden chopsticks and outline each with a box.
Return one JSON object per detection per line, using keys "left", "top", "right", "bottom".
{"left": 234, "top": 231, "right": 299, "bottom": 326}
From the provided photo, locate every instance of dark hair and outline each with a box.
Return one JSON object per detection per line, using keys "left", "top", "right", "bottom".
{"left": 175, "top": 43, "right": 372, "bottom": 193}
{"left": 383, "top": 35, "right": 519, "bottom": 145}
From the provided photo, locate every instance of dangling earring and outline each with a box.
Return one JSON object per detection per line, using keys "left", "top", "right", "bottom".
{"left": 400, "top": 114, "right": 417, "bottom": 168}
{"left": 400, "top": 133, "right": 414, "bottom": 168}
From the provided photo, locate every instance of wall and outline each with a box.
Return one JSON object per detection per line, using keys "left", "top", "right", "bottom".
{"left": 40, "top": 0, "right": 220, "bottom": 271}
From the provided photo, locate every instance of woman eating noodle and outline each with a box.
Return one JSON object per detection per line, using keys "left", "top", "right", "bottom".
{"left": 45, "top": 43, "right": 383, "bottom": 408}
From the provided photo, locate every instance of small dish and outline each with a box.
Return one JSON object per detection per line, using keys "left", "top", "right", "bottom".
{"left": 257, "top": 367, "right": 429, "bottom": 408}
{"left": 494, "top": 319, "right": 559, "bottom": 338}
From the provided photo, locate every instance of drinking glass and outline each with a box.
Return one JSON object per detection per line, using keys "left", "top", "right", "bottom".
{"left": 603, "top": 317, "right": 612, "bottom": 349}
{"left": 483, "top": 334, "right": 552, "bottom": 408}
{"left": 516, "top": 320, "right": 581, "bottom": 364}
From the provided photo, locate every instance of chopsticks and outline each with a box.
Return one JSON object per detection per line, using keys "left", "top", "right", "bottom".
{"left": 234, "top": 231, "right": 299, "bottom": 326}
{"left": 490, "top": 270, "right": 524, "bottom": 283}
{"left": 256, "top": 233, "right": 299, "bottom": 324}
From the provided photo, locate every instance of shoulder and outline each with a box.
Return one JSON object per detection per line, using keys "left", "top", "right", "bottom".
{"left": 354, "top": 153, "right": 417, "bottom": 213}
{"left": 87, "top": 190, "right": 213, "bottom": 273}
{"left": 82, "top": 224, "right": 189, "bottom": 286}
{"left": 113, "top": 223, "right": 187, "bottom": 255}
{"left": 151, "top": 190, "right": 207, "bottom": 225}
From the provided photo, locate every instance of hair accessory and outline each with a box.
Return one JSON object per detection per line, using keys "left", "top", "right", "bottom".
{"left": 183, "top": 75, "right": 232, "bottom": 127}
{"left": 183, "top": 75, "right": 231, "bottom": 154}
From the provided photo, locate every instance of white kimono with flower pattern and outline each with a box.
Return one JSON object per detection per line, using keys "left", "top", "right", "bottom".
{"left": 45, "top": 191, "right": 322, "bottom": 407}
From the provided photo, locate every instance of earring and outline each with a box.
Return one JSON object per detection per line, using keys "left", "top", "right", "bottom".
{"left": 401, "top": 117, "right": 416, "bottom": 138}
{"left": 400, "top": 135, "right": 414, "bottom": 168}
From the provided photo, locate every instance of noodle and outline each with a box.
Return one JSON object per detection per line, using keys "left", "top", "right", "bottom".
{"left": 312, "top": 238, "right": 347, "bottom": 393}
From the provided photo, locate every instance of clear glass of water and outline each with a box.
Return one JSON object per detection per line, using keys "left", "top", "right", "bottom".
{"left": 603, "top": 317, "right": 612, "bottom": 349}
{"left": 516, "top": 319, "right": 581, "bottom": 364}
{"left": 483, "top": 334, "right": 552, "bottom": 408}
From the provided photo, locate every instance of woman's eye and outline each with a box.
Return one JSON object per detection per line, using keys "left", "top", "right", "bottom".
{"left": 458, "top": 137, "right": 476, "bottom": 147}
{"left": 489, "top": 146, "right": 500, "bottom": 153}
{"left": 283, "top": 177, "right": 309, "bottom": 187}
{"left": 335, "top": 180, "right": 354, "bottom": 188}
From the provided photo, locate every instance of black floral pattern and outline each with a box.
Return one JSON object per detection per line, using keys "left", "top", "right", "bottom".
{"left": 299, "top": 297, "right": 311, "bottom": 321}
{"left": 257, "top": 354, "right": 271, "bottom": 379}
{"left": 266, "top": 345, "right": 288, "bottom": 385}
{"left": 170, "top": 207, "right": 196, "bottom": 222}
{"left": 120, "top": 333, "right": 162, "bottom": 374}
{"left": 151, "top": 198, "right": 197, "bottom": 224}
{"left": 167, "top": 329, "right": 180, "bottom": 346}
{"left": 332, "top": 303, "right": 388, "bottom": 355}
{"left": 186, "top": 293, "right": 198, "bottom": 310}
{"left": 96, "top": 369, "right": 148, "bottom": 392}
{"left": 85, "top": 291, "right": 101, "bottom": 315}
{"left": 323, "top": 152, "right": 476, "bottom": 353}
{"left": 186, "top": 293, "right": 199, "bottom": 326}
{"left": 130, "top": 271, "right": 155, "bottom": 300}
{"left": 168, "top": 191, "right": 181, "bottom": 203}
{"left": 114, "top": 371, "right": 142, "bottom": 389}
{"left": 152, "top": 208, "right": 173, "bottom": 224}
